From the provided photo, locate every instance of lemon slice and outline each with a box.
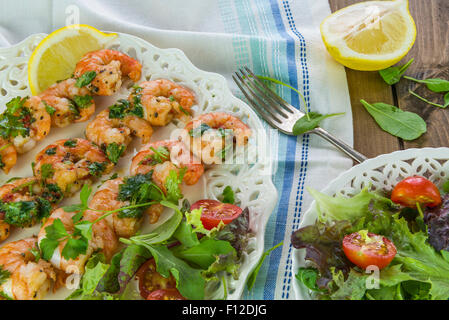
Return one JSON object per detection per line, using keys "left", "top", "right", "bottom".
{"left": 321, "top": 0, "right": 416, "bottom": 71}
{"left": 28, "top": 24, "right": 118, "bottom": 95}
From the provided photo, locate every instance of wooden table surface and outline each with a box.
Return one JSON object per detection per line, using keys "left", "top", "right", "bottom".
{"left": 328, "top": 0, "right": 449, "bottom": 159}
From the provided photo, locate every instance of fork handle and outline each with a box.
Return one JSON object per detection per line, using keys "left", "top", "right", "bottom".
{"left": 312, "top": 127, "right": 367, "bottom": 163}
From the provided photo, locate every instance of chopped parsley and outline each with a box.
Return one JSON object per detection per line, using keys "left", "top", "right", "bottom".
{"left": 149, "top": 146, "right": 170, "bottom": 164}
{"left": 64, "top": 139, "right": 77, "bottom": 148}
{"left": 45, "top": 147, "right": 57, "bottom": 155}
{"left": 2, "top": 201, "right": 37, "bottom": 227}
{"left": 0, "top": 96, "right": 32, "bottom": 139}
{"left": 75, "top": 71, "right": 96, "bottom": 88}
{"left": 42, "top": 100, "right": 56, "bottom": 115}
{"left": 73, "top": 95, "right": 93, "bottom": 109}
{"left": 0, "top": 266, "right": 10, "bottom": 285}
{"left": 117, "top": 173, "right": 164, "bottom": 218}
{"left": 105, "top": 143, "right": 125, "bottom": 164}
{"left": 108, "top": 98, "right": 143, "bottom": 119}
{"left": 189, "top": 123, "right": 212, "bottom": 137}
{"left": 40, "top": 164, "right": 54, "bottom": 179}
{"left": 42, "top": 183, "right": 64, "bottom": 204}
{"left": 88, "top": 162, "right": 107, "bottom": 177}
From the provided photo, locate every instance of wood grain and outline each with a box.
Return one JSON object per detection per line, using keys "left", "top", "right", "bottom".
{"left": 328, "top": 0, "right": 448, "bottom": 158}
{"left": 328, "top": 0, "right": 401, "bottom": 159}
{"left": 397, "top": 0, "right": 449, "bottom": 149}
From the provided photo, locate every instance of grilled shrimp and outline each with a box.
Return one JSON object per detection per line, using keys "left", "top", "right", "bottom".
{"left": 34, "top": 138, "right": 113, "bottom": 194}
{"left": 130, "top": 140, "right": 204, "bottom": 188}
{"left": 0, "top": 138, "right": 16, "bottom": 174}
{"left": 39, "top": 79, "right": 95, "bottom": 128}
{"left": 0, "top": 237, "right": 56, "bottom": 300}
{"left": 0, "top": 177, "right": 42, "bottom": 242}
{"left": 184, "top": 112, "right": 251, "bottom": 164}
{"left": 0, "top": 96, "right": 51, "bottom": 157}
{"left": 88, "top": 178, "right": 142, "bottom": 238}
{"left": 85, "top": 109, "right": 153, "bottom": 152}
{"left": 38, "top": 208, "right": 95, "bottom": 274}
{"left": 74, "top": 49, "right": 142, "bottom": 96}
{"left": 129, "top": 80, "right": 195, "bottom": 126}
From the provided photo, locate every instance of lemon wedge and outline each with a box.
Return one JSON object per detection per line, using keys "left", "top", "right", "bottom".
{"left": 321, "top": 0, "right": 416, "bottom": 71}
{"left": 28, "top": 24, "right": 118, "bottom": 95}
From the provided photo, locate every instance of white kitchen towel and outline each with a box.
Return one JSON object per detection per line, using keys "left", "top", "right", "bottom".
{"left": 0, "top": 0, "right": 353, "bottom": 299}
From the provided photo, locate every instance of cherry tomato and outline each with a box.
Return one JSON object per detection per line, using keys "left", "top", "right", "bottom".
{"left": 147, "top": 288, "right": 186, "bottom": 300}
{"left": 391, "top": 176, "right": 441, "bottom": 208}
{"left": 136, "top": 258, "right": 177, "bottom": 299}
{"left": 190, "top": 199, "right": 243, "bottom": 230}
{"left": 342, "top": 231, "right": 397, "bottom": 270}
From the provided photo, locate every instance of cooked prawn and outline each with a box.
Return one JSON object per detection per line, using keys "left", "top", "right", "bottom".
{"left": 129, "top": 80, "right": 195, "bottom": 126}
{"left": 87, "top": 178, "right": 142, "bottom": 238}
{"left": 74, "top": 49, "right": 142, "bottom": 96}
{"left": 183, "top": 112, "right": 251, "bottom": 164}
{"left": 38, "top": 208, "right": 95, "bottom": 275}
{"left": 130, "top": 140, "right": 204, "bottom": 187}
{"left": 0, "top": 237, "right": 56, "bottom": 300}
{"left": 39, "top": 79, "right": 95, "bottom": 128}
{"left": 0, "top": 138, "right": 16, "bottom": 174}
{"left": 34, "top": 138, "right": 113, "bottom": 194}
{"left": 85, "top": 109, "right": 153, "bottom": 150}
{"left": 0, "top": 96, "right": 51, "bottom": 156}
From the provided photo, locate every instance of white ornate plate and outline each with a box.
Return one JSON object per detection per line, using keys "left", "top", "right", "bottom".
{"left": 0, "top": 32, "right": 278, "bottom": 300}
{"left": 292, "top": 147, "right": 449, "bottom": 300}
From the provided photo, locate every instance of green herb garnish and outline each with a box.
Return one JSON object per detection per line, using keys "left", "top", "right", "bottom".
{"left": 75, "top": 71, "right": 96, "bottom": 88}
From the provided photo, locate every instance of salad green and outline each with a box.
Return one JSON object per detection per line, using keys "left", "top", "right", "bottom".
{"left": 293, "top": 187, "right": 449, "bottom": 300}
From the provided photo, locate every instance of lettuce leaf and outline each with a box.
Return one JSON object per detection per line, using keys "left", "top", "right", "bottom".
{"left": 307, "top": 187, "right": 397, "bottom": 222}
{"left": 295, "top": 188, "right": 449, "bottom": 300}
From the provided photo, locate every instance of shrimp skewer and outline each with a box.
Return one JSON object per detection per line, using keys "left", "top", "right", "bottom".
{"left": 74, "top": 49, "right": 142, "bottom": 96}
{"left": 129, "top": 80, "right": 195, "bottom": 126}
{"left": 0, "top": 237, "right": 56, "bottom": 300}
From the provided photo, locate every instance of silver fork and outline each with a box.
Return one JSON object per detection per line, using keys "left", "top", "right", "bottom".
{"left": 232, "top": 67, "right": 367, "bottom": 164}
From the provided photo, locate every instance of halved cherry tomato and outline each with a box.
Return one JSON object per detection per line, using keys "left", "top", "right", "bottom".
{"left": 190, "top": 199, "right": 243, "bottom": 230}
{"left": 147, "top": 288, "right": 186, "bottom": 300}
{"left": 136, "top": 258, "right": 177, "bottom": 299}
{"left": 391, "top": 176, "right": 441, "bottom": 208}
{"left": 342, "top": 231, "right": 397, "bottom": 270}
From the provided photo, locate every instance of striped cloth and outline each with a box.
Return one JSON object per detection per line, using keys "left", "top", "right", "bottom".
{"left": 0, "top": 0, "right": 353, "bottom": 299}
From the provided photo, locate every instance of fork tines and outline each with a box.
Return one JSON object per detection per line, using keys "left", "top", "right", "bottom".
{"left": 232, "top": 67, "right": 302, "bottom": 134}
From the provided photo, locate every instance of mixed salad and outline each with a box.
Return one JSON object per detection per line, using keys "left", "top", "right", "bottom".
{"left": 293, "top": 175, "right": 449, "bottom": 300}
{"left": 62, "top": 184, "right": 253, "bottom": 300}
